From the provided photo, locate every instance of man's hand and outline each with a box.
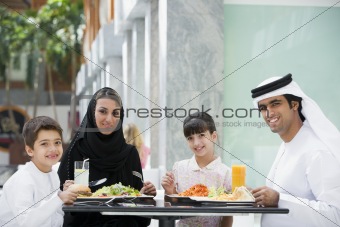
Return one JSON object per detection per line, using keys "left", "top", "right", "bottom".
{"left": 161, "top": 171, "right": 176, "bottom": 195}
{"left": 251, "top": 186, "right": 280, "bottom": 207}
{"left": 140, "top": 181, "right": 157, "bottom": 196}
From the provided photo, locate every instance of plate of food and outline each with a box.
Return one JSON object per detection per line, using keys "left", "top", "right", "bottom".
{"left": 191, "top": 186, "right": 255, "bottom": 204}
{"left": 166, "top": 185, "right": 255, "bottom": 205}
{"left": 189, "top": 197, "right": 254, "bottom": 204}
{"left": 215, "top": 186, "right": 254, "bottom": 201}
{"left": 165, "top": 184, "right": 209, "bottom": 203}
{"left": 76, "top": 195, "right": 155, "bottom": 201}
{"left": 70, "top": 182, "right": 154, "bottom": 201}
{"left": 166, "top": 184, "right": 209, "bottom": 198}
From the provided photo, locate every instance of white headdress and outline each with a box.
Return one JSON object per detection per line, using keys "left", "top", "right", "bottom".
{"left": 251, "top": 74, "right": 340, "bottom": 164}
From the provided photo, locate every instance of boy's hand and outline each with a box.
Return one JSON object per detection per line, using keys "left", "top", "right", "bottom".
{"left": 63, "top": 180, "right": 74, "bottom": 191}
{"left": 140, "top": 181, "right": 157, "bottom": 196}
{"left": 58, "top": 190, "right": 77, "bottom": 204}
{"left": 161, "top": 171, "right": 176, "bottom": 195}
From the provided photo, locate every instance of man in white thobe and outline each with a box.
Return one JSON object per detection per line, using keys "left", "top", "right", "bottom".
{"left": 250, "top": 74, "right": 340, "bottom": 227}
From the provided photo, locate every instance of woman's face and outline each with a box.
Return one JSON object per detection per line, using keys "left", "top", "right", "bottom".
{"left": 95, "top": 98, "right": 121, "bottom": 135}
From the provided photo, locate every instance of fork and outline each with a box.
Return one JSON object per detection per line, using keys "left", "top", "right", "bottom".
{"left": 132, "top": 171, "right": 144, "bottom": 184}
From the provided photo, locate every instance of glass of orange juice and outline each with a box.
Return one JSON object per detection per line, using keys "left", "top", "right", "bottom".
{"left": 232, "top": 165, "right": 246, "bottom": 192}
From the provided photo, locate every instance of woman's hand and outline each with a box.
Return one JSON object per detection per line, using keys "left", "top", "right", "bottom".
{"left": 63, "top": 180, "right": 74, "bottom": 191}
{"left": 140, "top": 181, "right": 157, "bottom": 196}
{"left": 161, "top": 171, "right": 176, "bottom": 195}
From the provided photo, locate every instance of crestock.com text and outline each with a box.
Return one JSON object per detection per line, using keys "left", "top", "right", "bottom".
{"left": 125, "top": 105, "right": 262, "bottom": 119}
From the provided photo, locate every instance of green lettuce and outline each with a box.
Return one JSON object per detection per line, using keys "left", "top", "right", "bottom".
{"left": 208, "top": 186, "right": 229, "bottom": 198}
{"left": 92, "top": 182, "right": 140, "bottom": 197}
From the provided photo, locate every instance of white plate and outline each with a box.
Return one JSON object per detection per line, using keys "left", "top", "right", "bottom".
{"left": 189, "top": 196, "right": 255, "bottom": 203}
{"left": 77, "top": 195, "right": 154, "bottom": 200}
{"left": 166, "top": 194, "right": 191, "bottom": 198}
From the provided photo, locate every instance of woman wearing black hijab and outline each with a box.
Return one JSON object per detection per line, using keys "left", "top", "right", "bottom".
{"left": 58, "top": 87, "right": 156, "bottom": 226}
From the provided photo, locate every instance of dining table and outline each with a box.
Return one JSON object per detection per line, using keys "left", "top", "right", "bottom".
{"left": 63, "top": 195, "right": 289, "bottom": 227}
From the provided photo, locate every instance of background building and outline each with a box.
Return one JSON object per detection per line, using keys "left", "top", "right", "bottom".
{"left": 77, "top": 0, "right": 225, "bottom": 171}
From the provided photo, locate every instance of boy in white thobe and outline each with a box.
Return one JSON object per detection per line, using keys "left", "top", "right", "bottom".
{"left": 0, "top": 116, "right": 77, "bottom": 227}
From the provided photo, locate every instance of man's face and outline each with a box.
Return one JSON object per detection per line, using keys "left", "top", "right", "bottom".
{"left": 258, "top": 95, "right": 299, "bottom": 140}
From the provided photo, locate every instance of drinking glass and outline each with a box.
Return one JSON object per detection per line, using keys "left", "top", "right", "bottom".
{"left": 231, "top": 165, "right": 246, "bottom": 192}
{"left": 74, "top": 160, "right": 89, "bottom": 185}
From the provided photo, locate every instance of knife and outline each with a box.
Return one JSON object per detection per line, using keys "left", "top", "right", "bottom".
{"left": 88, "top": 178, "right": 107, "bottom": 187}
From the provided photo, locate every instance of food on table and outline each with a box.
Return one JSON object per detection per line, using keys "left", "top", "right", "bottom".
{"left": 92, "top": 182, "right": 141, "bottom": 197}
{"left": 178, "top": 184, "right": 209, "bottom": 197}
{"left": 210, "top": 186, "right": 255, "bottom": 201}
{"left": 208, "top": 186, "right": 230, "bottom": 198}
{"left": 176, "top": 184, "right": 254, "bottom": 201}
{"left": 68, "top": 184, "right": 92, "bottom": 197}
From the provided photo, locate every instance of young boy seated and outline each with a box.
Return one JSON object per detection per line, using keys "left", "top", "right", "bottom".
{"left": 0, "top": 116, "right": 77, "bottom": 227}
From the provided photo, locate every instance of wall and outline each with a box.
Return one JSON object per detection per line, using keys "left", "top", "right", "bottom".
{"left": 96, "top": 0, "right": 225, "bottom": 170}
{"left": 163, "top": 0, "right": 225, "bottom": 168}
{"left": 223, "top": 1, "right": 340, "bottom": 187}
